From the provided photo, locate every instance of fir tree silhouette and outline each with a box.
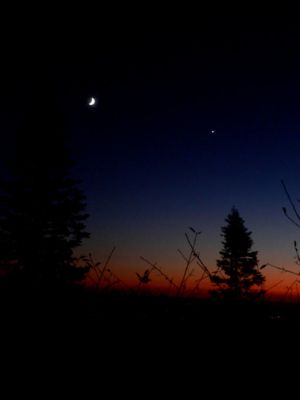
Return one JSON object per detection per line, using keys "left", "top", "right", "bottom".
{"left": 210, "top": 207, "right": 265, "bottom": 301}
{"left": 0, "top": 94, "right": 90, "bottom": 287}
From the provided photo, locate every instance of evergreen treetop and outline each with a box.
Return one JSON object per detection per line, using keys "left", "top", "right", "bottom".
{"left": 210, "top": 207, "right": 265, "bottom": 301}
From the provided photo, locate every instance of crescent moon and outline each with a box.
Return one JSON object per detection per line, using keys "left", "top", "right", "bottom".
{"left": 88, "top": 97, "right": 96, "bottom": 106}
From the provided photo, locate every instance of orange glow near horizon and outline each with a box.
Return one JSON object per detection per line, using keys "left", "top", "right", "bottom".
{"left": 84, "top": 258, "right": 300, "bottom": 301}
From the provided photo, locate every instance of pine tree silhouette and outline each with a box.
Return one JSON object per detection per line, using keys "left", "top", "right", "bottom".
{"left": 0, "top": 95, "right": 90, "bottom": 287}
{"left": 210, "top": 208, "right": 265, "bottom": 301}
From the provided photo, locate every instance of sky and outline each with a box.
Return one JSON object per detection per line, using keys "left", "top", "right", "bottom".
{"left": 2, "top": 21, "right": 300, "bottom": 297}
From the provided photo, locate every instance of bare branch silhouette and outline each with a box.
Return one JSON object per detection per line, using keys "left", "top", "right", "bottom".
{"left": 138, "top": 228, "right": 212, "bottom": 297}
{"left": 184, "top": 232, "right": 213, "bottom": 280}
{"left": 264, "top": 280, "right": 284, "bottom": 295}
{"left": 281, "top": 180, "right": 300, "bottom": 223}
{"left": 283, "top": 280, "right": 300, "bottom": 302}
{"left": 261, "top": 263, "right": 300, "bottom": 276}
{"left": 176, "top": 231, "right": 200, "bottom": 297}
{"left": 139, "top": 257, "right": 178, "bottom": 289}
{"left": 85, "top": 247, "right": 127, "bottom": 291}
{"left": 294, "top": 241, "right": 300, "bottom": 264}
{"left": 98, "top": 246, "right": 116, "bottom": 286}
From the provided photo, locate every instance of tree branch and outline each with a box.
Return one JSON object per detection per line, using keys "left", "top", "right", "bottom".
{"left": 281, "top": 179, "right": 300, "bottom": 221}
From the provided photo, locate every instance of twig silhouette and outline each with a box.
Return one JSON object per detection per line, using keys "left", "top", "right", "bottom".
{"left": 139, "top": 257, "right": 178, "bottom": 289}
{"left": 294, "top": 241, "right": 300, "bottom": 264}
{"left": 98, "top": 246, "right": 116, "bottom": 286}
{"left": 85, "top": 253, "right": 102, "bottom": 284}
{"left": 138, "top": 228, "right": 212, "bottom": 297}
{"left": 190, "top": 270, "right": 209, "bottom": 295}
{"left": 260, "top": 263, "right": 300, "bottom": 276}
{"left": 261, "top": 263, "right": 300, "bottom": 301}
{"left": 283, "top": 279, "right": 300, "bottom": 302}
{"left": 281, "top": 180, "right": 300, "bottom": 227}
{"left": 103, "top": 268, "right": 129, "bottom": 290}
{"left": 176, "top": 230, "right": 200, "bottom": 297}
{"left": 264, "top": 280, "right": 284, "bottom": 295}
{"left": 85, "top": 247, "right": 125, "bottom": 290}
{"left": 184, "top": 230, "right": 213, "bottom": 280}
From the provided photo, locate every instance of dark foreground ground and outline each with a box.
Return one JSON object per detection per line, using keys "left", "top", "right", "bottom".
{"left": 1, "top": 283, "right": 299, "bottom": 392}
{"left": 1, "top": 283, "right": 300, "bottom": 340}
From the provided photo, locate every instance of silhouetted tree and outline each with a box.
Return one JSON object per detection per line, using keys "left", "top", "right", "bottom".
{"left": 210, "top": 208, "right": 265, "bottom": 301}
{"left": 0, "top": 96, "right": 90, "bottom": 287}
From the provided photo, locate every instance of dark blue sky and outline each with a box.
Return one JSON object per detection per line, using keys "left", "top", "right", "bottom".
{"left": 2, "top": 23, "right": 300, "bottom": 292}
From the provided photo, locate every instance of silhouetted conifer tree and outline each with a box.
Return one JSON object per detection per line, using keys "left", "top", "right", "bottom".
{"left": 0, "top": 96, "right": 90, "bottom": 287}
{"left": 210, "top": 208, "right": 265, "bottom": 301}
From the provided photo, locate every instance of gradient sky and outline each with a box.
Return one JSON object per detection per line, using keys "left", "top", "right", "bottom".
{"left": 2, "top": 22, "right": 300, "bottom": 297}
